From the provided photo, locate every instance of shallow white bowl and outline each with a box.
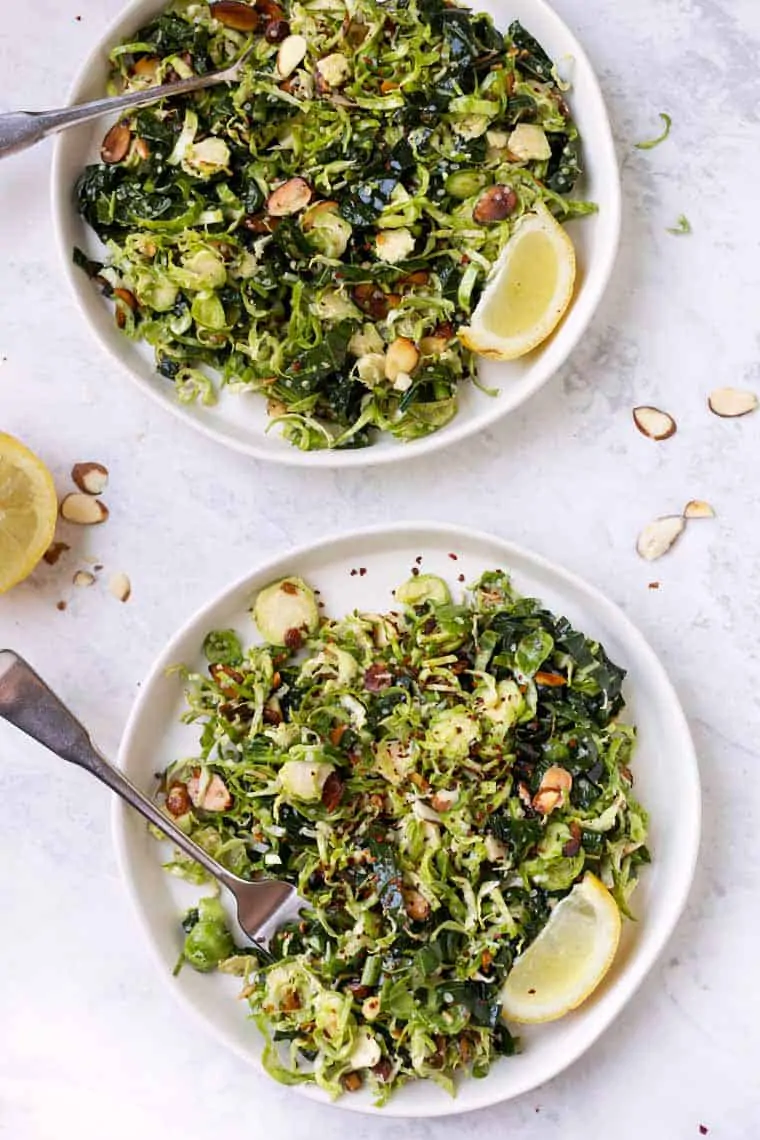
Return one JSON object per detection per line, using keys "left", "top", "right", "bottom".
{"left": 52, "top": 0, "right": 621, "bottom": 468}
{"left": 114, "top": 523, "right": 700, "bottom": 1117}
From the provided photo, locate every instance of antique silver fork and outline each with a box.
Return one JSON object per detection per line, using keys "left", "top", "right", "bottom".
{"left": 0, "top": 649, "right": 302, "bottom": 958}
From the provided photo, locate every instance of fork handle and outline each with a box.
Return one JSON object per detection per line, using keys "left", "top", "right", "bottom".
{"left": 0, "top": 649, "right": 240, "bottom": 891}
{"left": 0, "top": 70, "right": 227, "bottom": 159}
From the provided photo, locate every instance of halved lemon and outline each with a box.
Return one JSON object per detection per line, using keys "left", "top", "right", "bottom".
{"left": 459, "top": 205, "right": 576, "bottom": 360}
{"left": 0, "top": 433, "right": 58, "bottom": 594}
{"left": 500, "top": 873, "right": 621, "bottom": 1024}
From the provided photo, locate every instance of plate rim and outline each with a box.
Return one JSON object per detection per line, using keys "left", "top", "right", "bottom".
{"left": 113, "top": 521, "right": 701, "bottom": 1118}
{"left": 51, "top": 0, "right": 622, "bottom": 469}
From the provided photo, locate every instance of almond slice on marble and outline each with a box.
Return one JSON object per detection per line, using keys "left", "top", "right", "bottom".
{"left": 109, "top": 571, "right": 131, "bottom": 602}
{"left": 683, "top": 499, "right": 716, "bottom": 519}
{"left": 73, "top": 570, "right": 96, "bottom": 588}
{"left": 632, "top": 405, "right": 677, "bottom": 440}
{"left": 636, "top": 515, "right": 686, "bottom": 561}
{"left": 60, "top": 493, "right": 109, "bottom": 525}
{"left": 708, "top": 387, "right": 758, "bottom": 418}
{"left": 72, "top": 461, "right": 109, "bottom": 496}
{"left": 276, "top": 33, "right": 308, "bottom": 79}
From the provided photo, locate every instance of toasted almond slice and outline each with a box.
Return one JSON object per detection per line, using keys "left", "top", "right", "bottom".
{"left": 708, "top": 387, "right": 758, "bottom": 417}
{"left": 60, "top": 493, "right": 109, "bottom": 526}
{"left": 632, "top": 405, "right": 677, "bottom": 440}
{"left": 636, "top": 515, "right": 685, "bottom": 561}
{"left": 385, "top": 337, "right": 419, "bottom": 382}
{"left": 266, "top": 177, "right": 312, "bottom": 216}
{"left": 101, "top": 121, "right": 131, "bottom": 164}
{"left": 109, "top": 571, "right": 131, "bottom": 602}
{"left": 684, "top": 499, "right": 716, "bottom": 519}
{"left": 532, "top": 766, "right": 572, "bottom": 815}
{"left": 209, "top": 1, "right": 259, "bottom": 31}
{"left": 276, "top": 33, "right": 308, "bottom": 79}
{"left": 73, "top": 570, "right": 96, "bottom": 588}
{"left": 71, "top": 461, "right": 109, "bottom": 496}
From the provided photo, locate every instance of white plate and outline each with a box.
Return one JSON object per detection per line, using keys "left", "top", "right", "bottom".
{"left": 114, "top": 523, "right": 700, "bottom": 1117}
{"left": 52, "top": 0, "right": 621, "bottom": 468}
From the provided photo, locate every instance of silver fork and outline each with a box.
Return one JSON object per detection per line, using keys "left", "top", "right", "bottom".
{"left": 0, "top": 46, "right": 254, "bottom": 160}
{"left": 0, "top": 649, "right": 303, "bottom": 960}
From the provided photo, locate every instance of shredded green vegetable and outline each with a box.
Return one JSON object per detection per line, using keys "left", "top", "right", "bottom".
{"left": 74, "top": 0, "right": 593, "bottom": 451}
{"left": 159, "top": 568, "right": 649, "bottom": 1103}
{"left": 667, "top": 214, "right": 691, "bottom": 236}
{"left": 635, "top": 111, "right": 672, "bottom": 150}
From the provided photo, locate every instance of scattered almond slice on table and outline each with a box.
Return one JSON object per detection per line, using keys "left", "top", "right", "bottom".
{"left": 109, "top": 571, "right": 132, "bottom": 603}
{"left": 60, "top": 492, "right": 109, "bottom": 525}
{"left": 632, "top": 405, "right": 677, "bottom": 440}
{"left": 636, "top": 515, "right": 686, "bottom": 561}
{"left": 684, "top": 499, "right": 715, "bottom": 519}
{"left": 708, "top": 388, "right": 758, "bottom": 417}
{"left": 71, "top": 461, "right": 109, "bottom": 496}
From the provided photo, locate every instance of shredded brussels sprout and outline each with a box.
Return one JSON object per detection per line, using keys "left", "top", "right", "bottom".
{"left": 75, "top": 0, "right": 594, "bottom": 451}
{"left": 158, "top": 568, "right": 649, "bottom": 1103}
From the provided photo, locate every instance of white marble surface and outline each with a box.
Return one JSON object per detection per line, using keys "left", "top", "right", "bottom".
{"left": 2, "top": 0, "right": 760, "bottom": 1136}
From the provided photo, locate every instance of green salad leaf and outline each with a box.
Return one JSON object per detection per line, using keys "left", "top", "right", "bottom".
{"left": 156, "top": 568, "right": 649, "bottom": 1102}
{"left": 75, "top": 0, "right": 592, "bottom": 451}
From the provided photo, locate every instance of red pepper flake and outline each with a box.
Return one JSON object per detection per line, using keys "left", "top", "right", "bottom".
{"left": 350, "top": 568, "right": 358, "bottom": 576}
{"left": 698, "top": 1128, "right": 708, "bottom": 1136}
{"left": 292, "top": 361, "right": 302, "bottom": 371}
{"left": 448, "top": 552, "right": 458, "bottom": 560}
{"left": 411, "top": 566, "right": 420, "bottom": 576}
{"left": 458, "top": 574, "right": 465, "bottom": 583}
{"left": 56, "top": 600, "right": 67, "bottom": 611}
{"left": 648, "top": 581, "right": 660, "bottom": 590}
{"left": 359, "top": 567, "right": 367, "bottom": 576}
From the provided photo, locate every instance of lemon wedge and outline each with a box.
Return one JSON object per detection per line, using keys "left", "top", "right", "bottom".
{"left": 500, "top": 873, "right": 621, "bottom": 1024}
{"left": 0, "top": 433, "right": 58, "bottom": 594}
{"left": 459, "top": 205, "right": 576, "bottom": 360}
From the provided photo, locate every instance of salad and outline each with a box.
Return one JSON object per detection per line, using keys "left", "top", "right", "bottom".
{"left": 158, "top": 568, "right": 649, "bottom": 1103}
{"left": 75, "top": 0, "right": 594, "bottom": 451}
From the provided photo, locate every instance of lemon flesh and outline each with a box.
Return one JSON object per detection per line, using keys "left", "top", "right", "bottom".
{"left": 459, "top": 205, "right": 576, "bottom": 360}
{"left": 0, "top": 434, "right": 58, "bottom": 594}
{"left": 500, "top": 873, "right": 621, "bottom": 1024}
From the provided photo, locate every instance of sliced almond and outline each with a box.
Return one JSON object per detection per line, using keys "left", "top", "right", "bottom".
{"left": 266, "top": 177, "right": 312, "bottom": 216}
{"left": 684, "top": 499, "right": 716, "bottom": 519}
{"left": 632, "top": 405, "right": 677, "bottom": 440}
{"left": 532, "top": 766, "right": 572, "bottom": 815}
{"left": 109, "top": 571, "right": 131, "bottom": 602}
{"left": 43, "top": 541, "right": 70, "bottom": 566}
{"left": 71, "top": 461, "right": 109, "bottom": 496}
{"left": 384, "top": 337, "right": 419, "bottom": 382}
{"left": 73, "top": 570, "right": 96, "bottom": 588}
{"left": 636, "top": 515, "right": 685, "bottom": 561}
{"left": 101, "top": 121, "right": 131, "bottom": 165}
{"left": 473, "top": 185, "right": 517, "bottom": 225}
{"left": 708, "top": 387, "right": 758, "bottom": 418}
{"left": 60, "top": 493, "right": 109, "bottom": 525}
{"left": 209, "top": 1, "right": 259, "bottom": 31}
{"left": 276, "top": 33, "right": 308, "bottom": 80}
